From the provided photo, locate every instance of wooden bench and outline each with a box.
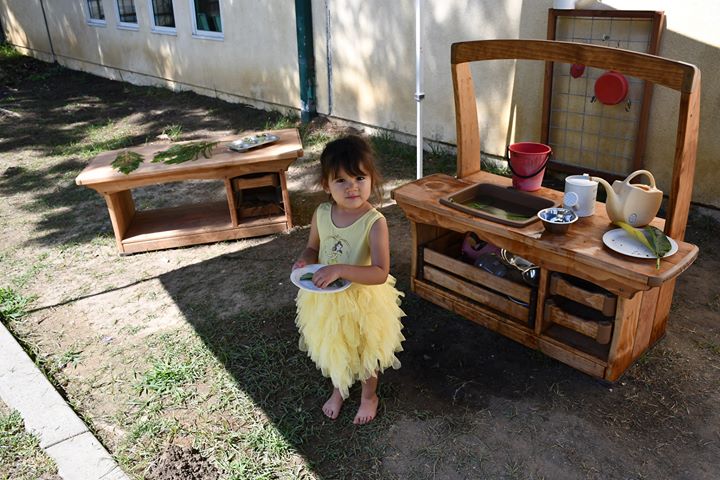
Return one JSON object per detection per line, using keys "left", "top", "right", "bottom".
{"left": 75, "top": 128, "right": 303, "bottom": 254}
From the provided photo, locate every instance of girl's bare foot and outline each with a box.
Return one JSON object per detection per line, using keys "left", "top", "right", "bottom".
{"left": 353, "top": 394, "right": 379, "bottom": 425}
{"left": 322, "top": 389, "right": 343, "bottom": 419}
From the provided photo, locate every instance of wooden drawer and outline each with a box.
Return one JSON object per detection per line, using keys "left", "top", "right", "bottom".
{"left": 422, "top": 234, "right": 534, "bottom": 327}
{"left": 544, "top": 299, "right": 613, "bottom": 345}
{"left": 549, "top": 273, "right": 617, "bottom": 316}
{"left": 232, "top": 173, "right": 282, "bottom": 215}
{"left": 231, "top": 172, "right": 279, "bottom": 190}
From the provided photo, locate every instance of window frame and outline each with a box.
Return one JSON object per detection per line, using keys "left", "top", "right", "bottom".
{"left": 147, "top": 0, "right": 177, "bottom": 35}
{"left": 188, "top": 0, "right": 224, "bottom": 40}
{"left": 85, "top": 0, "right": 108, "bottom": 27}
{"left": 114, "top": 0, "right": 139, "bottom": 30}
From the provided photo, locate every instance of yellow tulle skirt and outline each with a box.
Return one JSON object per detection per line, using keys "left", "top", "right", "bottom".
{"left": 295, "top": 275, "right": 406, "bottom": 399}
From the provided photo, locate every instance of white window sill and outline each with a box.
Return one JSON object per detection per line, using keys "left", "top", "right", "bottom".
{"left": 192, "top": 31, "right": 224, "bottom": 41}
{"left": 117, "top": 23, "right": 139, "bottom": 31}
{"left": 150, "top": 26, "right": 177, "bottom": 36}
{"left": 87, "top": 19, "right": 107, "bottom": 27}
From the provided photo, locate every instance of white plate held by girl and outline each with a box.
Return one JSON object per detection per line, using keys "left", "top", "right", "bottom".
{"left": 290, "top": 264, "right": 352, "bottom": 293}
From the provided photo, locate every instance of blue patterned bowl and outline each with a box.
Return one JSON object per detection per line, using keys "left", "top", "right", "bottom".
{"left": 537, "top": 207, "right": 578, "bottom": 234}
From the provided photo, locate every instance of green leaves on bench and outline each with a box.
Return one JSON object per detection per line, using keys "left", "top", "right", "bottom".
{"left": 111, "top": 151, "right": 144, "bottom": 175}
{"left": 112, "top": 141, "right": 219, "bottom": 174}
{"left": 152, "top": 141, "right": 218, "bottom": 165}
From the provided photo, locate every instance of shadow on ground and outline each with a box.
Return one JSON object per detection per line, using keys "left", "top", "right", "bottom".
{"left": 152, "top": 202, "right": 720, "bottom": 478}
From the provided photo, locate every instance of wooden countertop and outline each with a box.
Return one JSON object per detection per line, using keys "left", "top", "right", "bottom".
{"left": 75, "top": 128, "right": 303, "bottom": 193}
{"left": 392, "top": 172, "right": 699, "bottom": 297}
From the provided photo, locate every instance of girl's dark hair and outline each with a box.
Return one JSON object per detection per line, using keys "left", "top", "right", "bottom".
{"left": 319, "top": 135, "right": 384, "bottom": 204}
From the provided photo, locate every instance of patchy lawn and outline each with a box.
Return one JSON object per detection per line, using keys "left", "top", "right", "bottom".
{"left": 1, "top": 46, "right": 719, "bottom": 479}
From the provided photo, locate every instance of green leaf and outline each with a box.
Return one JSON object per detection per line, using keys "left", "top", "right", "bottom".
{"left": 614, "top": 221, "right": 671, "bottom": 269}
{"left": 111, "top": 150, "right": 144, "bottom": 174}
{"left": 643, "top": 225, "right": 672, "bottom": 269}
{"left": 152, "top": 141, "right": 218, "bottom": 165}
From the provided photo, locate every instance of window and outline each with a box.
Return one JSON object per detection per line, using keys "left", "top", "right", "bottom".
{"left": 115, "top": 0, "right": 138, "bottom": 29}
{"left": 149, "top": 0, "right": 176, "bottom": 32}
{"left": 190, "top": 0, "right": 223, "bottom": 38}
{"left": 86, "top": 0, "right": 106, "bottom": 25}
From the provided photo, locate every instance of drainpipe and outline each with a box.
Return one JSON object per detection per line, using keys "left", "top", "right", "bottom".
{"left": 295, "top": 0, "right": 317, "bottom": 123}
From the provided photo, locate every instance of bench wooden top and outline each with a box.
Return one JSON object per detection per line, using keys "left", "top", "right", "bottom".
{"left": 75, "top": 128, "right": 303, "bottom": 193}
{"left": 392, "top": 172, "right": 698, "bottom": 297}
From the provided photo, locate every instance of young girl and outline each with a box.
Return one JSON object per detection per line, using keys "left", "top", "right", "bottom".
{"left": 292, "top": 135, "right": 406, "bottom": 425}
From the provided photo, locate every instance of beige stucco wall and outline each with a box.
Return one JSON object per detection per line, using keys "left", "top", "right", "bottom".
{"left": 2, "top": 0, "right": 718, "bottom": 207}
{"left": 309, "top": 0, "right": 719, "bottom": 207}
{"left": 0, "top": 0, "right": 300, "bottom": 111}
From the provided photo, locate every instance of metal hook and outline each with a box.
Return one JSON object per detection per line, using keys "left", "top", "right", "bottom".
{"left": 625, "top": 98, "right": 632, "bottom": 112}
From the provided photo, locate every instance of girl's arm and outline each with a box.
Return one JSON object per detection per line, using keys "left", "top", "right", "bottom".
{"left": 312, "top": 217, "right": 390, "bottom": 287}
{"left": 292, "top": 209, "right": 320, "bottom": 270}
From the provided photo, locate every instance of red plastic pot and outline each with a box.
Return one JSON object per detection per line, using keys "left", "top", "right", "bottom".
{"left": 594, "top": 71, "right": 629, "bottom": 105}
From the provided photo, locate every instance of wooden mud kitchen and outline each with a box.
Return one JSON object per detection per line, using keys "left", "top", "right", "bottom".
{"left": 75, "top": 129, "right": 303, "bottom": 254}
{"left": 393, "top": 40, "right": 700, "bottom": 381}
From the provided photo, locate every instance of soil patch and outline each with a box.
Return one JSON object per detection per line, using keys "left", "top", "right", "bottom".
{"left": 144, "top": 445, "right": 219, "bottom": 480}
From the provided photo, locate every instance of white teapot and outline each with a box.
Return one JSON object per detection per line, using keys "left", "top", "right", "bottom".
{"left": 591, "top": 170, "right": 663, "bottom": 227}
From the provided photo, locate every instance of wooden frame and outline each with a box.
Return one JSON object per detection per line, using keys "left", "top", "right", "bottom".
{"left": 542, "top": 10, "right": 665, "bottom": 179}
{"left": 451, "top": 39, "right": 700, "bottom": 240}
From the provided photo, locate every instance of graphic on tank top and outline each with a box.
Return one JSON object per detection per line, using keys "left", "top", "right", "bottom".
{"left": 323, "top": 234, "right": 351, "bottom": 264}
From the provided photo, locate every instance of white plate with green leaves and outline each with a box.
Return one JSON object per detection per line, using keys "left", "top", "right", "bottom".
{"left": 602, "top": 228, "right": 678, "bottom": 260}
{"left": 290, "top": 264, "right": 351, "bottom": 293}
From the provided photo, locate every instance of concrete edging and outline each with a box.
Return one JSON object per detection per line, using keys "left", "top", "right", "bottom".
{"left": 0, "top": 322, "right": 130, "bottom": 480}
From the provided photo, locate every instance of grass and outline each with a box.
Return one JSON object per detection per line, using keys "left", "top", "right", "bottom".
{"left": 0, "top": 405, "right": 59, "bottom": 480}
{"left": 0, "top": 42, "right": 22, "bottom": 59}
{"left": 51, "top": 120, "right": 136, "bottom": 158}
{"left": 160, "top": 124, "right": 183, "bottom": 141}
{"left": 0, "top": 287, "right": 31, "bottom": 323}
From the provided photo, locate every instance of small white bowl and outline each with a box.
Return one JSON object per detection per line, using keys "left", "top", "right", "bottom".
{"left": 538, "top": 207, "right": 578, "bottom": 234}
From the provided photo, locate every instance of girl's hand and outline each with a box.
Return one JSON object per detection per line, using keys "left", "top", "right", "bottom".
{"left": 312, "top": 264, "right": 342, "bottom": 289}
{"left": 292, "top": 259, "right": 307, "bottom": 271}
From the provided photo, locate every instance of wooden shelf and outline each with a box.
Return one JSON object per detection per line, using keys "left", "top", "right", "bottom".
{"left": 120, "top": 201, "right": 287, "bottom": 254}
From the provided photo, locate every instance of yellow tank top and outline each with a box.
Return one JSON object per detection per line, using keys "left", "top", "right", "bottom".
{"left": 316, "top": 202, "right": 383, "bottom": 266}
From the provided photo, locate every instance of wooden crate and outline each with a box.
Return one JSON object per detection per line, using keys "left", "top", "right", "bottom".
{"left": 544, "top": 299, "right": 613, "bottom": 345}
{"left": 549, "top": 273, "right": 617, "bottom": 316}
{"left": 232, "top": 173, "right": 284, "bottom": 220}
{"left": 422, "top": 233, "right": 535, "bottom": 327}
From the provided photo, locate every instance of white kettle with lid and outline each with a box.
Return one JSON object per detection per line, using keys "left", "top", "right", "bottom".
{"left": 563, "top": 174, "right": 599, "bottom": 217}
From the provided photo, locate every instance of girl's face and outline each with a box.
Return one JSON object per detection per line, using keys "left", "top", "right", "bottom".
{"left": 325, "top": 167, "right": 372, "bottom": 210}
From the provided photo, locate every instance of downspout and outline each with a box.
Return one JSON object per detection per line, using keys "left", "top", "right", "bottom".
{"left": 39, "top": 0, "right": 57, "bottom": 63}
{"left": 295, "top": 0, "right": 317, "bottom": 123}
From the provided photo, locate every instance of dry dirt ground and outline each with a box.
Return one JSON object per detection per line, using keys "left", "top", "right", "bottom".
{"left": 1, "top": 53, "right": 720, "bottom": 479}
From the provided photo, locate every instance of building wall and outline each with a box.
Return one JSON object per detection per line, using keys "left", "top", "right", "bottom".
{"left": 1, "top": 0, "right": 718, "bottom": 207}
{"left": 0, "top": 0, "right": 300, "bottom": 111}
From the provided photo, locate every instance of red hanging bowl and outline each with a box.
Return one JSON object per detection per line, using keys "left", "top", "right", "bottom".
{"left": 594, "top": 71, "right": 629, "bottom": 105}
{"left": 570, "top": 63, "right": 585, "bottom": 78}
